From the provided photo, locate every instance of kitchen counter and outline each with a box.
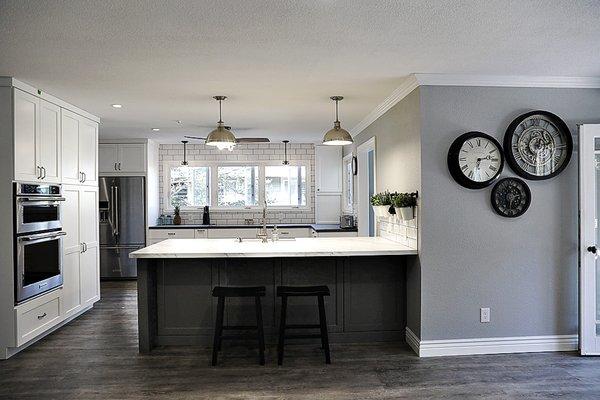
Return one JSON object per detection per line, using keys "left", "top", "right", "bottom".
{"left": 130, "top": 237, "right": 416, "bottom": 258}
{"left": 148, "top": 223, "right": 358, "bottom": 233}
{"left": 134, "top": 237, "right": 416, "bottom": 353}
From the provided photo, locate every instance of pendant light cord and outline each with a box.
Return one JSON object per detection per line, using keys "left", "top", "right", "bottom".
{"left": 218, "top": 99, "right": 223, "bottom": 124}
{"left": 335, "top": 99, "right": 339, "bottom": 123}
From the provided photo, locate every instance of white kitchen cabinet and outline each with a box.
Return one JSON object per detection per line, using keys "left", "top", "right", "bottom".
{"left": 60, "top": 185, "right": 99, "bottom": 318}
{"left": 311, "top": 229, "right": 358, "bottom": 238}
{"left": 99, "top": 143, "right": 146, "bottom": 174}
{"left": 208, "top": 228, "right": 258, "bottom": 239}
{"left": 14, "top": 290, "right": 62, "bottom": 346}
{"left": 14, "top": 90, "right": 61, "bottom": 183}
{"left": 148, "top": 229, "right": 195, "bottom": 241}
{"left": 315, "top": 146, "right": 342, "bottom": 193}
{"left": 194, "top": 228, "right": 208, "bottom": 238}
{"left": 269, "top": 227, "right": 310, "bottom": 239}
{"left": 315, "top": 193, "right": 342, "bottom": 224}
{"left": 61, "top": 109, "right": 98, "bottom": 186}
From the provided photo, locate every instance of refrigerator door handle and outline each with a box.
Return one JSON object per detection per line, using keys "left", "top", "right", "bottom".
{"left": 114, "top": 185, "right": 119, "bottom": 236}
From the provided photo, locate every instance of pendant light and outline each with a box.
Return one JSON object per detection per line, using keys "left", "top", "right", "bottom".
{"left": 206, "top": 96, "right": 236, "bottom": 150}
{"left": 282, "top": 140, "right": 290, "bottom": 165}
{"left": 322, "top": 96, "right": 353, "bottom": 146}
{"left": 181, "top": 140, "right": 189, "bottom": 166}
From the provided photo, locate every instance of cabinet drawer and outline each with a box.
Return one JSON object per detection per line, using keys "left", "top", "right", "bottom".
{"left": 194, "top": 229, "right": 208, "bottom": 238}
{"left": 275, "top": 228, "right": 310, "bottom": 238}
{"left": 16, "top": 296, "right": 61, "bottom": 346}
{"left": 148, "top": 229, "right": 195, "bottom": 240}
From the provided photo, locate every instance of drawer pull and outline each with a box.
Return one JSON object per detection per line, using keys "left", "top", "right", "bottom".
{"left": 167, "top": 233, "right": 176, "bottom": 236}
{"left": 37, "top": 313, "right": 47, "bottom": 320}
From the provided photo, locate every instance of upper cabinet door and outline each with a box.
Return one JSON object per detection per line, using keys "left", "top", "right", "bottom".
{"left": 61, "top": 109, "right": 80, "bottom": 185}
{"left": 315, "top": 146, "right": 342, "bottom": 193}
{"left": 39, "top": 100, "right": 61, "bottom": 183}
{"left": 14, "top": 89, "right": 40, "bottom": 182}
{"left": 98, "top": 144, "right": 118, "bottom": 173}
{"left": 79, "top": 118, "right": 98, "bottom": 186}
{"left": 118, "top": 144, "right": 146, "bottom": 173}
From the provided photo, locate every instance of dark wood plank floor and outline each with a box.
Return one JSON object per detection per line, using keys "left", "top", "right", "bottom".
{"left": 1, "top": 281, "right": 599, "bottom": 399}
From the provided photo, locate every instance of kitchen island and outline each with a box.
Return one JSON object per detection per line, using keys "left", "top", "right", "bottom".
{"left": 130, "top": 237, "right": 417, "bottom": 353}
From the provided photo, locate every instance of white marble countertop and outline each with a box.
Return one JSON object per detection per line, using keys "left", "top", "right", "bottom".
{"left": 129, "top": 237, "right": 417, "bottom": 258}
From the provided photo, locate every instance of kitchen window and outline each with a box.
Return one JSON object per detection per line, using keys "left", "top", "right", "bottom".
{"left": 342, "top": 154, "right": 354, "bottom": 213}
{"left": 217, "top": 166, "right": 259, "bottom": 207}
{"left": 265, "top": 165, "right": 306, "bottom": 207}
{"left": 168, "top": 166, "right": 210, "bottom": 208}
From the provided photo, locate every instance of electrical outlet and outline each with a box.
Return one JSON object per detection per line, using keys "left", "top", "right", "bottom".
{"left": 480, "top": 307, "right": 490, "bottom": 323}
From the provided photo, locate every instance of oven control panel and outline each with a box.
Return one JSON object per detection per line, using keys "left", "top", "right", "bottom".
{"left": 17, "top": 183, "right": 61, "bottom": 196}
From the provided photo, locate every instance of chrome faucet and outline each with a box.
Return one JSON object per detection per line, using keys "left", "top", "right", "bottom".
{"left": 256, "top": 200, "right": 269, "bottom": 242}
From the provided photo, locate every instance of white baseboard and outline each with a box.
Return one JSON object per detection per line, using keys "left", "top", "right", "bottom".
{"left": 405, "top": 327, "right": 578, "bottom": 357}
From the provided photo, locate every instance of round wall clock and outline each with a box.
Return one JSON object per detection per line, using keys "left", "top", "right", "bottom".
{"left": 503, "top": 110, "right": 572, "bottom": 180}
{"left": 447, "top": 131, "right": 504, "bottom": 189}
{"left": 491, "top": 177, "right": 531, "bottom": 218}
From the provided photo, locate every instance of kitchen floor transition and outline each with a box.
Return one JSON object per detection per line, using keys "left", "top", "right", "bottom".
{"left": 1, "top": 281, "right": 598, "bottom": 399}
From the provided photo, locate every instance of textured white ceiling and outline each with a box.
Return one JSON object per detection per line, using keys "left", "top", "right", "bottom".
{"left": 1, "top": 0, "right": 599, "bottom": 143}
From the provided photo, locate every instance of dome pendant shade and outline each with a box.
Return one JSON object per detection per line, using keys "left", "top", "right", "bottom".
{"left": 206, "top": 96, "right": 236, "bottom": 150}
{"left": 322, "top": 96, "right": 353, "bottom": 146}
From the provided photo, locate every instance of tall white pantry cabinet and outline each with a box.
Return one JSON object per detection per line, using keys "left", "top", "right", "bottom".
{"left": 0, "top": 77, "right": 100, "bottom": 359}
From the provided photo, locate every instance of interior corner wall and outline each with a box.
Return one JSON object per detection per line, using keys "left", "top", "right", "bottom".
{"left": 419, "top": 85, "right": 600, "bottom": 340}
{"left": 344, "top": 87, "right": 422, "bottom": 337}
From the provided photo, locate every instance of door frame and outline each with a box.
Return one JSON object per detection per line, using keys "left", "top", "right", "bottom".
{"left": 356, "top": 137, "right": 376, "bottom": 237}
{"left": 579, "top": 124, "right": 600, "bottom": 355}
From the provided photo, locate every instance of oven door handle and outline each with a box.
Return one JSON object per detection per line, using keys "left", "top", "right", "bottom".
{"left": 18, "top": 197, "right": 66, "bottom": 202}
{"left": 20, "top": 231, "right": 67, "bottom": 242}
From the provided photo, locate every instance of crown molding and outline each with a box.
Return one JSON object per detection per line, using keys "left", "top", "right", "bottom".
{"left": 350, "top": 73, "right": 600, "bottom": 138}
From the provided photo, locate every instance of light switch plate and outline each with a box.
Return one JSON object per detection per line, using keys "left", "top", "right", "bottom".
{"left": 480, "top": 307, "right": 490, "bottom": 323}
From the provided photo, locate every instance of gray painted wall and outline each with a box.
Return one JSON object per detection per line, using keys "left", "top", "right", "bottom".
{"left": 344, "top": 88, "right": 423, "bottom": 336}
{"left": 419, "top": 86, "right": 600, "bottom": 340}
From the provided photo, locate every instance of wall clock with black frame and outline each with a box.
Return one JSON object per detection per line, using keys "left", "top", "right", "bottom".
{"left": 490, "top": 177, "right": 531, "bottom": 218}
{"left": 503, "top": 110, "right": 572, "bottom": 181}
{"left": 447, "top": 131, "right": 504, "bottom": 189}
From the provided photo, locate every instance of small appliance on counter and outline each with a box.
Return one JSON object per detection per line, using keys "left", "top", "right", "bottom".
{"left": 202, "top": 205, "right": 210, "bottom": 225}
{"left": 340, "top": 214, "right": 355, "bottom": 229}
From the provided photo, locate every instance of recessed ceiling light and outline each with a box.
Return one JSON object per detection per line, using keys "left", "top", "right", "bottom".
{"left": 151, "top": 128, "right": 160, "bottom": 131}
{"left": 111, "top": 104, "right": 122, "bottom": 108}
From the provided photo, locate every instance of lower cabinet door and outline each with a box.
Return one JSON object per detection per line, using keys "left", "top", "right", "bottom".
{"left": 80, "top": 245, "right": 100, "bottom": 307}
{"left": 62, "top": 251, "right": 82, "bottom": 318}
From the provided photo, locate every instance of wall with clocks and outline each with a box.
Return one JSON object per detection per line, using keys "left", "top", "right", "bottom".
{"left": 419, "top": 85, "right": 600, "bottom": 341}
{"left": 344, "top": 88, "right": 423, "bottom": 337}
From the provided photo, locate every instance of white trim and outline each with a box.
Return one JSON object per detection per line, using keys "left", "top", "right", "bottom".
{"left": 356, "top": 137, "right": 376, "bottom": 237}
{"left": 405, "top": 327, "right": 578, "bottom": 357}
{"left": 350, "top": 73, "right": 600, "bottom": 137}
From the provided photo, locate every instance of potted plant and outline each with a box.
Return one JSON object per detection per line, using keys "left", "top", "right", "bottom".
{"left": 370, "top": 191, "right": 395, "bottom": 218}
{"left": 173, "top": 205, "right": 182, "bottom": 225}
{"left": 392, "top": 192, "right": 418, "bottom": 221}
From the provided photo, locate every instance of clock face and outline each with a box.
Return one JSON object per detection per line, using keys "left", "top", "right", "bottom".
{"left": 491, "top": 177, "right": 531, "bottom": 218}
{"left": 504, "top": 110, "right": 572, "bottom": 180}
{"left": 448, "top": 132, "right": 504, "bottom": 189}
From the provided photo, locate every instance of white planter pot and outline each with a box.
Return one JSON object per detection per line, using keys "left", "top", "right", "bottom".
{"left": 397, "top": 206, "right": 415, "bottom": 221}
{"left": 371, "top": 205, "right": 389, "bottom": 218}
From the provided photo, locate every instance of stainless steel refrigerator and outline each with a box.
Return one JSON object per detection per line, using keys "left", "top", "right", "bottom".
{"left": 99, "top": 176, "right": 146, "bottom": 279}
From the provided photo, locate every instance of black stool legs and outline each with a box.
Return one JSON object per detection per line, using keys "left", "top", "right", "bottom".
{"left": 211, "top": 286, "right": 266, "bottom": 366}
{"left": 277, "top": 285, "right": 331, "bottom": 365}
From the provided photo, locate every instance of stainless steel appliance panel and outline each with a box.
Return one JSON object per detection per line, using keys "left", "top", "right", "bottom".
{"left": 15, "top": 183, "right": 64, "bottom": 235}
{"left": 99, "top": 177, "right": 146, "bottom": 246}
{"left": 100, "top": 246, "right": 142, "bottom": 279}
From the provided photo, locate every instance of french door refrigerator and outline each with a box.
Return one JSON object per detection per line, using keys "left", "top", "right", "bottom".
{"left": 99, "top": 176, "right": 145, "bottom": 279}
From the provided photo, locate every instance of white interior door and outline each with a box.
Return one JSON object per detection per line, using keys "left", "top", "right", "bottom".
{"left": 357, "top": 137, "right": 376, "bottom": 237}
{"left": 580, "top": 124, "right": 600, "bottom": 355}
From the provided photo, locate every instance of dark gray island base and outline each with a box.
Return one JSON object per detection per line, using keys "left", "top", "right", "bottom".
{"left": 136, "top": 255, "right": 408, "bottom": 353}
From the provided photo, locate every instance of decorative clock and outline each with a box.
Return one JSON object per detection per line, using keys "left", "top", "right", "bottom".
{"left": 503, "top": 110, "right": 572, "bottom": 180}
{"left": 447, "top": 132, "right": 504, "bottom": 189}
{"left": 491, "top": 177, "right": 531, "bottom": 218}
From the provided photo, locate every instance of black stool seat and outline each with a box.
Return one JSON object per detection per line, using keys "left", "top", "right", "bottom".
{"left": 212, "top": 286, "right": 266, "bottom": 297}
{"left": 277, "top": 285, "right": 331, "bottom": 365}
{"left": 277, "top": 285, "right": 330, "bottom": 297}
{"left": 211, "top": 286, "right": 266, "bottom": 366}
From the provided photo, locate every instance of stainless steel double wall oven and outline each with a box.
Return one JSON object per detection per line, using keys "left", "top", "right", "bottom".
{"left": 14, "top": 183, "right": 66, "bottom": 304}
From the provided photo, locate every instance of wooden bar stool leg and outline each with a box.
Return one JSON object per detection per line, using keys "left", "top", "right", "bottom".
{"left": 277, "top": 295, "right": 288, "bottom": 366}
{"left": 318, "top": 295, "right": 331, "bottom": 364}
{"left": 212, "top": 296, "right": 225, "bottom": 366}
{"left": 255, "top": 296, "right": 265, "bottom": 366}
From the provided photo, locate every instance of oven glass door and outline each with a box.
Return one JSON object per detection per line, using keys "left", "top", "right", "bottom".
{"left": 16, "top": 232, "right": 64, "bottom": 303}
{"left": 17, "top": 200, "right": 62, "bottom": 234}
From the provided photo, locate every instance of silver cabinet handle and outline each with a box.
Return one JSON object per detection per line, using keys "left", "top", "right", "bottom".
{"left": 114, "top": 162, "right": 118, "bottom": 171}
{"left": 118, "top": 162, "right": 121, "bottom": 170}
{"left": 36, "top": 166, "right": 41, "bottom": 179}
{"left": 41, "top": 166, "right": 46, "bottom": 179}
{"left": 81, "top": 243, "right": 84, "bottom": 253}
{"left": 167, "top": 232, "right": 176, "bottom": 236}
{"left": 37, "top": 313, "right": 47, "bottom": 320}
{"left": 79, "top": 172, "right": 83, "bottom": 183}
{"left": 82, "top": 172, "right": 86, "bottom": 183}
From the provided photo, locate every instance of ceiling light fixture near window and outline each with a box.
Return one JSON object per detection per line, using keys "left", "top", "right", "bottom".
{"left": 206, "top": 96, "right": 236, "bottom": 151}
{"left": 322, "top": 96, "right": 353, "bottom": 146}
{"left": 152, "top": 128, "right": 160, "bottom": 131}
{"left": 282, "top": 140, "right": 290, "bottom": 165}
{"left": 111, "top": 104, "right": 122, "bottom": 108}
{"left": 181, "top": 140, "right": 189, "bottom": 166}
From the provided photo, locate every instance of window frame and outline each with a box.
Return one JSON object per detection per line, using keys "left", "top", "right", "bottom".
{"left": 342, "top": 153, "right": 354, "bottom": 213}
{"left": 162, "top": 160, "right": 311, "bottom": 212}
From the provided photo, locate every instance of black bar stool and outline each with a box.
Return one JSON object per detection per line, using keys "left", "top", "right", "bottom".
{"left": 211, "top": 286, "right": 266, "bottom": 366}
{"left": 276, "top": 285, "right": 331, "bottom": 365}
